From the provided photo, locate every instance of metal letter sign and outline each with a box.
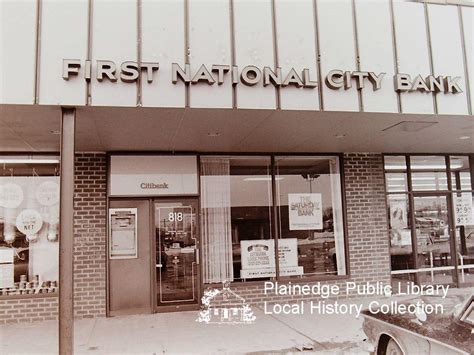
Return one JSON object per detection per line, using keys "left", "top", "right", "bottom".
{"left": 62, "top": 59, "right": 463, "bottom": 94}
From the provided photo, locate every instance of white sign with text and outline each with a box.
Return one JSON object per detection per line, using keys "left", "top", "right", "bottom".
{"left": 240, "top": 238, "right": 303, "bottom": 278}
{"left": 109, "top": 155, "right": 198, "bottom": 196}
{"left": 288, "top": 193, "right": 323, "bottom": 230}
{"left": 455, "top": 193, "right": 473, "bottom": 226}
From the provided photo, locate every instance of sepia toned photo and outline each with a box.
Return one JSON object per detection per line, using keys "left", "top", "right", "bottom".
{"left": 0, "top": 0, "right": 473, "bottom": 354}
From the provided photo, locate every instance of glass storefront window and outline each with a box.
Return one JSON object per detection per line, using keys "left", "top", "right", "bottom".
{"left": 450, "top": 156, "right": 472, "bottom": 191}
{"left": 453, "top": 192, "right": 474, "bottom": 285}
{"left": 0, "top": 156, "right": 60, "bottom": 297}
{"left": 384, "top": 156, "right": 407, "bottom": 171}
{"left": 200, "top": 155, "right": 347, "bottom": 283}
{"left": 385, "top": 154, "right": 474, "bottom": 289}
{"left": 275, "top": 156, "right": 346, "bottom": 277}
{"left": 200, "top": 157, "right": 274, "bottom": 282}
{"left": 411, "top": 172, "right": 448, "bottom": 191}
{"left": 413, "top": 195, "right": 452, "bottom": 284}
{"left": 410, "top": 156, "right": 446, "bottom": 170}
{"left": 388, "top": 194, "right": 414, "bottom": 274}
{"left": 385, "top": 173, "right": 408, "bottom": 192}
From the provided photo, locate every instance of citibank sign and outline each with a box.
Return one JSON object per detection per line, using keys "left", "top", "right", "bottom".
{"left": 62, "top": 59, "right": 462, "bottom": 93}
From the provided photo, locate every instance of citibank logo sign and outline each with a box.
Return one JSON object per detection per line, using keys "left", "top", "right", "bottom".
{"left": 62, "top": 60, "right": 463, "bottom": 94}
{"left": 140, "top": 182, "right": 169, "bottom": 190}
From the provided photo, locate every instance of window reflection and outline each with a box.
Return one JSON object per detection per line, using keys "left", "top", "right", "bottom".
{"left": 276, "top": 156, "right": 346, "bottom": 277}
{"left": 0, "top": 156, "right": 60, "bottom": 297}
{"left": 411, "top": 172, "right": 448, "bottom": 191}
{"left": 200, "top": 157, "right": 273, "bottom": 282}
{"left": 200, "top": 155, "right": 347, "bottom": 284}
{"left": 384, "top": 156, "right": 407, "bottom": 171}
{"left": 388, "top": 194, "right": 414, "bottom": 271}
{"left": 385, "top": 173, "right": 408, "bottom": 193}
{"left": 451, "top": 156, "right": 472, "bottom": 190}
{"left": 385, "top": 154, "right": 473, "bottom": 290}
{"left": 410, "top": 156, "right": 446, "bottom": 170}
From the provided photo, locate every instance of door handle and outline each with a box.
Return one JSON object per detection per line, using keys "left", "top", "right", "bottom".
{"left": 156, "top": 264, "right": 162, "bottom": 268}
{"left": 195, "top": 250, "right": 199, "bottom": 265}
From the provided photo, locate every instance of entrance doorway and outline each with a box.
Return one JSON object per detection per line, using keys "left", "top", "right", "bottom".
{"left": 154, "top": 198, "right": 200, "bottom": 312}
{"left": 412, "top": 194, "right": 456, "bottom": 286}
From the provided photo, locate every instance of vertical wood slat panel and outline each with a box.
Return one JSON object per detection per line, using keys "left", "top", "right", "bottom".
{"left": 188, "top": 0, "right": 232, "bottom": 108}
{"left": 428, "top": 5, "right": 468, "bottom": 115}
{"left": 90, "top": 0, "right": 137, "bottom": 107}
{"left": 275, "top": 0, "right": 319, "bottom": 111}
{"left": 39, "top": 0, "right": 88, "bottom": 105}
{"left": 355, "top": 0, "right": 398, "bottom": 113}
{"left": 0, "top": 0, "right": 37, "bottom": 104}
{"left": 317, "top": 0, "right": 359, "bottom": 112}
{"left": 141, "top": 0, "right": 185, "bottom": 108}
{"left": 461, "top": 7, "right": 473, "bottom": 115}
{"left": 233, "top": 0, "right": 276, "bottom": 109}
{"left": 393, "top": 1, "right": 434, "bottom": 114}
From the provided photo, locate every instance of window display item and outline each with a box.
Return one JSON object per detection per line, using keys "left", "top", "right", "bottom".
{"left": 0, "top": 160, "right": 60, "bottom": 299}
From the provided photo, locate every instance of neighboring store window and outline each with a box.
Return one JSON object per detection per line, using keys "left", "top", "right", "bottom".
{"left": 451, "top": 156, "right": 472, "bottom": 191}
{"left": 410, "top": 156, "right": 448, "bottom": 191}
{"left": 276, "top": 156, "right": 346, "bottom": 277}
{"left": 385, "top": 156, "right": 416, "bottom": 287}
{"left": 385, "top": 154, "right": 474, "bottom": 289}
{"left": 0, "top": 156, "right": 60, "bottom": 297}
{"left": 451, "top": 156, "right": 474, "bottom": 285}
{"left": 200, "top": 157, "right": 273, "bottom": 283}
{"left": 200, "top": 155, "right": 347, "bottom": 284}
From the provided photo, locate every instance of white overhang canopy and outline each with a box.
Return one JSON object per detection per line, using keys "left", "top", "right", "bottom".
{"left": 0, "top": 104, "right": 473, "bottom": 153}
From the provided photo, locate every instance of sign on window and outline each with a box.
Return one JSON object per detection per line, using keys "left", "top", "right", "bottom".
{"left": 288, "top": 193, "right": 323, "bottom": 230}
{"left": 455, "top": 193, "right": 473, "bottom": 226}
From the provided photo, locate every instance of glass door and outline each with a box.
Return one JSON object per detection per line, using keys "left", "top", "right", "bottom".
{"left": 412, "top": 194, "right": 456, "bottom": 286}
{"left": 154, "top": 199, "right": 199, "bottom": 311}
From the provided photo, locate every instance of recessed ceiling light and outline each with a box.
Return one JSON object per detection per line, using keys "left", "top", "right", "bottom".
{"left": 207, "top": 132, "right": 220, "bottom": 137}
{"left": 49, "top": 130, "right": 61, "bottom": 135}
{"left": 459, "top": 136, "right": 471, "bottom": 140}
{"left": 334, "top": 134, "right": 346, "bottom": 139}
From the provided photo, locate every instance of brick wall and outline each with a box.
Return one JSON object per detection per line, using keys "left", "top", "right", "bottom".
{"left": 0, "top": 153, "right": 107, "bottom": 324}
{"left": 0, "top": 296, "right": 58, "bottom": 324}
{"left": 213, "top": 153, "right": 391, "bottom": 306}
{"left": 343, "top": 153, "right": 391, "bottom": 285}
{"left": 73, "top": 153, "right": 107, "bottom": 318}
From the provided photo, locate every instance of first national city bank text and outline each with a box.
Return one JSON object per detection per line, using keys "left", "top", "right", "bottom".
{"left": 62, "top": 59, "right": 463, "bottom": 93}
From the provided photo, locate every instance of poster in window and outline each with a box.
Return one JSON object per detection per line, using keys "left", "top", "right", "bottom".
{"left": 240, "top": 240, "right": 275, "bottom": 271}
{"left": 109, "top": 208, "right": 138, "bottom": 259}
{"left": 454, "top": 193, "right": 473, "bottom": 226}
{"left": 389, "top": 196, "right": 408, "bottom": 230}
{"left": 288, "top": 193, "right": 323, "bottom": 230}
{"left": 240, "top": 238, "right": 303, "bottom": 278}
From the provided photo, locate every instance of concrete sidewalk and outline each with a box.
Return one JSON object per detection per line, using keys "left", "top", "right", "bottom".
{"left": 0, "top": 299, "right": 371, "bottom": 355}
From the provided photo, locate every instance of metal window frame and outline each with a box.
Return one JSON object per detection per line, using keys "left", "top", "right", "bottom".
{"left": 383, "top": 153, "right": 474, "bottom": 288}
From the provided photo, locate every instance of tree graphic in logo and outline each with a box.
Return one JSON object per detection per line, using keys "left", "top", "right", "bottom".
{"left": 196, "top": 281, "right": 256, "bottom": 324}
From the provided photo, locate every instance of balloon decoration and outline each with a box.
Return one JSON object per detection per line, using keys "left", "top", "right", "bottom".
{"left": 16, "top": 209, "right": 43, "bottom": 244}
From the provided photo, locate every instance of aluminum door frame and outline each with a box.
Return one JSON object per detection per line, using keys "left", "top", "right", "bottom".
{"left": 410, "top": 192, "right": 458, "bottom": 286}
{"left": 152, "top": 197, "right": 201, "bottom": 313}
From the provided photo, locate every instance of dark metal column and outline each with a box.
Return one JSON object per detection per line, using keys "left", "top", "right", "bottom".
{"left": 59, "top": 107, "right": 76, "bottom": 355}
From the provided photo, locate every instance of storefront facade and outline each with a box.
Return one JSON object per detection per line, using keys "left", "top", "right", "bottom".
{"left": 0, "top": 0, "right": 473, "bottom": 323}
